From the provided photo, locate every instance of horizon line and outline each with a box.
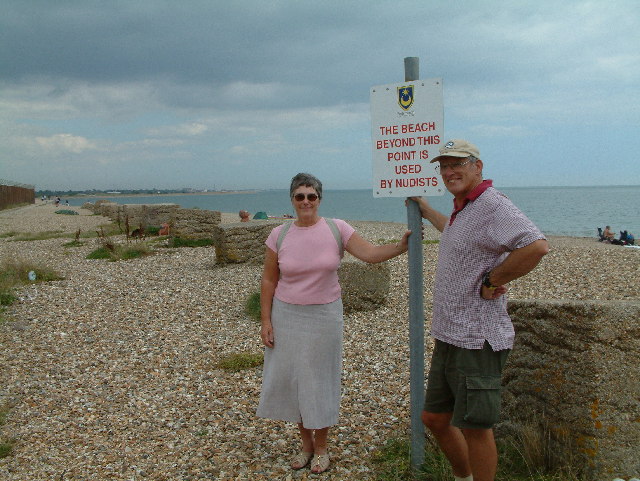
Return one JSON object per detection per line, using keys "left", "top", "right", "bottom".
{"left": 31, "top": 184, "right": 640, "bottom": 193}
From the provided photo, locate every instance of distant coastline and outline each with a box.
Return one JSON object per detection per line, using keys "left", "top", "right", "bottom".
{"left": 53, "top": 185, "right": 640, "bottom": 238}
{"left": 73, "top": 190, "right": 260, "bottom": 198}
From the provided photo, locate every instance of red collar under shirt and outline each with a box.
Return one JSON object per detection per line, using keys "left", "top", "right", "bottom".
{"left": 449, "top": 179, "right": 493, "bottom": 225}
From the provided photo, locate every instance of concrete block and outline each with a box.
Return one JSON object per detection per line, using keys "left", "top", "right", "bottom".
{"left": 339, "top": 260, "right": 390, "bottom": 313}
{"left": 501, "top": 299, "right": 640, "bottom": 480}
{"left": 213, "top": 221, "right": 281, "bottom": 264}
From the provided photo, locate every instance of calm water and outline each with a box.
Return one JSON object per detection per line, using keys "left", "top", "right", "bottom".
{"left": 66, "top": 185, "right": 640, "bottom": 238}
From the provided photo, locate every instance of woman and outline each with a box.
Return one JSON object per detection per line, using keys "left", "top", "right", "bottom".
{"left": 256, "top": 173, "right": 411, "bottom": 473}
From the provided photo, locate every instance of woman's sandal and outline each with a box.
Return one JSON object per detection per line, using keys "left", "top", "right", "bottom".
{"left": 291, "top": 451, "right": 313, "bottom": 470}
{"left": 311, "top": 453, "right": 330, "bottom": 473}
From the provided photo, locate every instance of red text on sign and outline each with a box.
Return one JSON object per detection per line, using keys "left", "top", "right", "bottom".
{"left": 376, "top": 136, "right": 439, "bottom": 150}
{"left": 379, "top": 125, "right": 399, "bottom": 135}
{"left": 376, "top": 138, "right": 415, "bottom": 149}
{"left": 387, "top": 150, "right": 430, "bottom": 161}
{"left": 378, "top": 123, "right": 437, "bottom": 136}
{"left": 417, "top": 135, "right": 440, "bottom": 145}
{"left": 395, "top": 164, "right": 421, "bottom": 174}
{"left": 388, "top": 151, "right": 416, "bottom": 161}
{"left": 379, "top": 177, "right": 439, "bottom": 189}
{"left": 396, "top": 177, "right": 438, "bottom": 188}
{"left": 401, "top": 122, "right": 436, "bottom": 133}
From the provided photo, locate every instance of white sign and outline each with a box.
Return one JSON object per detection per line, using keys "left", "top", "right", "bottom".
{"left": 371, "top": 79, "right": 445, "bottom": 197}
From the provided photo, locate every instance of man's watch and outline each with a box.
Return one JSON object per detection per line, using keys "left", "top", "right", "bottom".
{"left": 482, "top": 271, "right": 498, "bottom": 290}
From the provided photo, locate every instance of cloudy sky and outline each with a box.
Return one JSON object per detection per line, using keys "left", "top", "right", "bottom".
{"left": 2, "top": 0, "right": 639, "bottom": 192}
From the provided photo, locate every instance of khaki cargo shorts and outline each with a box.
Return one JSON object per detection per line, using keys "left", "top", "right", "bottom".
{"left": 424, "top": 339, "right": 510, "bottom": 429}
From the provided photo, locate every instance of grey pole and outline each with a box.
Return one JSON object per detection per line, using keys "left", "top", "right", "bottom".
{"left": 404, "top": 56, "right": 425, "bottom": 470}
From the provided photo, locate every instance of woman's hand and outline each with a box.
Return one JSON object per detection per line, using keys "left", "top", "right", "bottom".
{"left": 261, "top": 321, "right": 274, "bottom": 348}
{"left": 398, "top": 229, "right": 412, "bottom": 251}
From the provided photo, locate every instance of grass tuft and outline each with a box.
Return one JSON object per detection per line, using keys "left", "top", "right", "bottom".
{"left": 170, "top": 237, "right": 215, "bottom": 248}
{"left": 5, "top": 224, "right": 119, "bottom": 242}
{"left": 244, "top": 292, "right": 261, "bottom": 322}
{"left": 0, "top": 260, "right": 63, "bottom": 313}
{"left": 8, "top": 230, "right": 67, "bottom": 241}
{"left": 377, "top": 238, "right": 440, "bottom": 246}
{"left": 119, "top": 245, "right": 150, "bottom": 260}
{"left": 0, "top": 260, "right": 62, "bottom": 289}
{"left": 370, "top": 431, "right": 584, "bottom": 481}
{"left": 63, "top": 240, "right": 85, "bottom": 247}
{"left": 370, "top": 438, "right": 413, "bottom": 480}
{"left": 0, "top": 405, "right": 13, "bottom": 459}
{"left": 0, "top": 441, "right": 13, "bottom": 458}
{"left": 86, "top": 247, "right": 113, "bottom": 259}
{"left": 0, "top": 290, "right": 17, "bottom": 306}
{"left": 0, "top": 203, "right": 29, "bottom": 212}
{"left": 145, "top": 225, "right": 161, "bottom": 236}
{"left": 217, "top": 352, "right": 264, "bottom": 371}
{"left": 87, "top": 243, "right": 152, "bottom": 261}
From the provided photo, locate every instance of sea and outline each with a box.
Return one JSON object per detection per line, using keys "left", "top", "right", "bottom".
{"left": 65, "top": 185, "right": 640, "bottom": 239}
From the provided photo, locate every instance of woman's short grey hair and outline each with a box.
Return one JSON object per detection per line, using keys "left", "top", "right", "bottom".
{"left": 289, "top": 172, "right": 322, "bottom": 199}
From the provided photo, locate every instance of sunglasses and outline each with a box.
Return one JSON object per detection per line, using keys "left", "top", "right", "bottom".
{"left": 293, "top": 193, "right": 319, "bottom": 202}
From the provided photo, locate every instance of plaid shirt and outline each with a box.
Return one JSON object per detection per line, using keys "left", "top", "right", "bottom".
{"left": 431, "top": 182, "right": 545, "bottom": 351}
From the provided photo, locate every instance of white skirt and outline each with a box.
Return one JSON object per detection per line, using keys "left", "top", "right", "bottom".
{"left": 256, "top": 297, "right": 344, "bottom": 429}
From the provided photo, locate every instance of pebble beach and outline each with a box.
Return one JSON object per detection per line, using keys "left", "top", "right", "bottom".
{"left": 1, "top": 202, "right": 638, "bottom": 480}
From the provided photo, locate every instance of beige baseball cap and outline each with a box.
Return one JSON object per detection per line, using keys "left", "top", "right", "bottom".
{"left": 430, "top": 139, "right": 480, "bottom": 163}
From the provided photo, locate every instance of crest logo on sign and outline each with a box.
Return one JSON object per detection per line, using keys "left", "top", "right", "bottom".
{"left": 397, "top": 85, "right": 414, "bottom": 111}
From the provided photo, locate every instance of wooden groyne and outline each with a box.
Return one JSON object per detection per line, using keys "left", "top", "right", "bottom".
{"left": 0, "top": 180, "right": 35, "bottom": 210}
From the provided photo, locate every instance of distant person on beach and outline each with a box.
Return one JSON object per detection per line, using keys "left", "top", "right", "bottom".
{"left": 410, "top": 139, "right": 549, "bottom": 481}
{"left": 624, "top": 231, "right": 635, "bottom": 245}
{"left": 239, "top": 210, "right": 250, "bottom": 222}
{"left": 158, "top": 223, "right": 170, "bottom": 236}
{"left": 257, "top": 172, "right": 412, "bottom": 474}
{"left": 610, "top": 230, "right": 631, "bottom": 245}
{"left": 603, "top": 225, "right": 615, "bottom": 242}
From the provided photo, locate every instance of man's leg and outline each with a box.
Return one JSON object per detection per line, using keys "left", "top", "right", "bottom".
{"left": 450, "top": 342, "right": 508, "bottom": 481}
{"left": 462, "top": 428, "right": 497, "bottom": 481}
{"left": 422, "top": 410, "right": 472, "bottom": 478}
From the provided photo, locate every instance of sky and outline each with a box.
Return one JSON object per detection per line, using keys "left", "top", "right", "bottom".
{"left": 1, "top": 0, "right": 639, "bottom": 192}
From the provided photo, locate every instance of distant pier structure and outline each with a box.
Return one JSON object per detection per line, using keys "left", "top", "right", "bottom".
{"left": 0, "top": 179, "right": 35, "bottom": 210}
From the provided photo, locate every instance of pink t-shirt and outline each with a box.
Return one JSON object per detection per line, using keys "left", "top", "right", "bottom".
{"left": 265, "top": 218, "right": 355, "bottom": 305}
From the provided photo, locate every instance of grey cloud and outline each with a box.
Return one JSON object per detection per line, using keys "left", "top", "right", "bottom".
{"left": 2, "top": 0, "right": 639, "bottom": 190}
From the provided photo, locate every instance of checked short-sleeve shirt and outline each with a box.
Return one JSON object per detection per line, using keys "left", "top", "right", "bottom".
{"left": 432, "top": 181, "right": 545, "bottom": 351}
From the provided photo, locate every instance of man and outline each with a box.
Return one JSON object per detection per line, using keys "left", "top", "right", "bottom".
{"left": 412, "top": 139, "right": 549, "bottom": 481}
{"left": 603, "top": 225, "right": 615, "bottom": 242}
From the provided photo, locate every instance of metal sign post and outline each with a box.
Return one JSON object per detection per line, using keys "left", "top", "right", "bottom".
{"left": 404, "top": 56, "right": 425, "bottom": 471}
{"left": 370, "top": 56, "right": 444, "bottom": 471}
